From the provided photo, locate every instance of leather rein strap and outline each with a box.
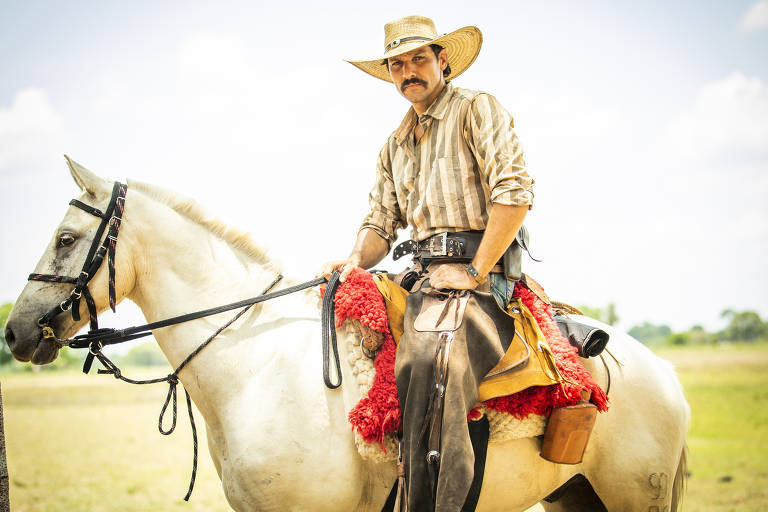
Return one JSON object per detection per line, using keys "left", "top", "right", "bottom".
{"left": 321, "top": 270, "right": 343, "bottom": 388}
{"left": 67, "top": 277, "right": 326, "bottom": 349}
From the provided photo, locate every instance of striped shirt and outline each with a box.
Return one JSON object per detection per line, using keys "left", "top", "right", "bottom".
{"left": 360, "top": 83, "right": 534, "bottom": 248}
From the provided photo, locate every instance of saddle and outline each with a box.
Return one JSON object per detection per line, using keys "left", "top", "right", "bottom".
{"left": 337, "top": 269, "right": 609, "bottom": 461}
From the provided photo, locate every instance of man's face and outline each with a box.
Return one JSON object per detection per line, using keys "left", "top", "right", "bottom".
{"left": 387, "top": 46, "right": 448, "bottom": 107}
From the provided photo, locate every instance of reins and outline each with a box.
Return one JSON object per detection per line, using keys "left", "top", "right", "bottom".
{"left": 67, "top": 275, "right": 327, "bottom": 373}
{"left": 27, "top": 182, "right": 346, "bottom": 500}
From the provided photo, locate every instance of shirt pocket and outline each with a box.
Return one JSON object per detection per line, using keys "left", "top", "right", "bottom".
{"left": 426, "top": 155, "right": 463, "bottom": 208}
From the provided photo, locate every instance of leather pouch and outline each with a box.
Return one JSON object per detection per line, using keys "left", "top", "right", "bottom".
{"left": 540, "top": 399, "right": 597, "bottom": 464}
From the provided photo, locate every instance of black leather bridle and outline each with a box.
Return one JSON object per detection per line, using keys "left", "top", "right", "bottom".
{"left": 29, "top": 181, "right": 127, "bottom": 343}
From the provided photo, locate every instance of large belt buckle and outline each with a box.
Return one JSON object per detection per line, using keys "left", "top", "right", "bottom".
{"left": 428, "top": 232, "right": 448, "bottom": 257}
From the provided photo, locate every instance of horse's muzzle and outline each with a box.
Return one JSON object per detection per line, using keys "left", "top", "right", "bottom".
{"left": 4, "top": 318, "right": 59, "bottom": 364}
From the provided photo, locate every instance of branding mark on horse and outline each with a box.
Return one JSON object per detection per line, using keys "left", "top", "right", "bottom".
{"left": 648, "top": 472, "right": 669, "bottom": 500}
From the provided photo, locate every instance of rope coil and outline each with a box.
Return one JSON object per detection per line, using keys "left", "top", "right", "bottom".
{"left": 159, "top": 377, "right": 179, "bottom": 435}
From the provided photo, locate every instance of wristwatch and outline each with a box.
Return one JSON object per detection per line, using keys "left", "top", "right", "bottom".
{"left": 466, "top": 263, "right": 487, "bottom": 285}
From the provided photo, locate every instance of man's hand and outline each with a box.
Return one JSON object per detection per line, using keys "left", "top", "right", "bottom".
{"left": 318, "top": 253, "right": 361, "bottom": 282}
{"left": 318, "top": 229, "right": 390, "bottom": 283}
{"left": 428, "top": 263, "right": 478, "bottom": 290}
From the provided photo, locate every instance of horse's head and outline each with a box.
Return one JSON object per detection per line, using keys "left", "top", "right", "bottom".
{"left": 5, "top": 157, "right": 136, "bottom": 364}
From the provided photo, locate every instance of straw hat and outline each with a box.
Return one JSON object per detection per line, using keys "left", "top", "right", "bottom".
{"left": 346, "top": 15, "right": 482, "bottom": 83}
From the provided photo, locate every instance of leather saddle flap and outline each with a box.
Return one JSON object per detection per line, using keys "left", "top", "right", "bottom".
{"left": 483, "top": 331, "right": 530, "bottom": 379}
{"left": 477, "top": 298, "right": 563, "bottom": 402}
{"left": 413, "top": 291, "right": 470, "bottom": 332}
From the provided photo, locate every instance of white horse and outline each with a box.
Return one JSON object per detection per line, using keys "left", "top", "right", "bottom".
{"left": 5, "top": 159, "right": 689, "bottom": 512}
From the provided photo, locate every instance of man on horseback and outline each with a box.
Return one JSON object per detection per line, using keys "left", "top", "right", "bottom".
{"left": 322, "top": 15, "right": 533, "bottom": 511}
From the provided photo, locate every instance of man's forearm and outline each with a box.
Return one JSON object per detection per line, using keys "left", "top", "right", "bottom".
{"left": 471, "top": 204, "right": 528, "bottom": 276}
{"left": 349, "top": 228, "right": 391, "bottom": 269}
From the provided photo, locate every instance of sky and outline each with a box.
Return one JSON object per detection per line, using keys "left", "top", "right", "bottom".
{"left": 1, "top": 0, "right": 767, "bottom": 338}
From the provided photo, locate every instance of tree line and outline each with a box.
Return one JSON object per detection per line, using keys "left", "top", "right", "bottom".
{"left": 580, "top": 302, "right": 768, "bottom": 346}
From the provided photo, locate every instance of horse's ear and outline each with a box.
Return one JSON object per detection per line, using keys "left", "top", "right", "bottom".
{"left": 65, "top": 155, "right": 108, "bottom": 195}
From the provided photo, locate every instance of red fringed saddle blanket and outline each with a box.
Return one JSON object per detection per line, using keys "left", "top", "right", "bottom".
{"left": 334, "top": 269, "right": 609, "bottom": 447}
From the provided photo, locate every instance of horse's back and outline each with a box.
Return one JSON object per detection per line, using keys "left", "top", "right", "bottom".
{"left": 575, "top": 318, "right": 689, "bottom": 511}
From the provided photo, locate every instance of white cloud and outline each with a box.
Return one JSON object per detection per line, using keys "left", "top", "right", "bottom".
{"left": 741, "top": 1, "right": 768, "bottom": 32}
{"left": 0, "top": 88, "right": 66, "bottom": 173}
{"left": 666, "top": 72, "right": 768, "bottom": 160}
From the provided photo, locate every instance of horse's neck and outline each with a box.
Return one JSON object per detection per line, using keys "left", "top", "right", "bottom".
{"left": 125, "top": 194, "right": 278, "bottom": 323}
{"left": 122, "top": 191, "right": 326, "bottom": 426}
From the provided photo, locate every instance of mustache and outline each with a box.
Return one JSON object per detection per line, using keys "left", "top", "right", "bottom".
{"left": 401, "top": 78, "right": 427, "bottom": 92}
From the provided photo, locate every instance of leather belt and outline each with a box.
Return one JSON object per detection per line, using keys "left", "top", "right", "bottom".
{"left": 393, "top": 231, "right": 485, "bottom": 262}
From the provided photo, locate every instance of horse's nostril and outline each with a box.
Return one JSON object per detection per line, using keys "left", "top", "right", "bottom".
{"left": 4, "top": 326, "right": 15, "bottom": 348}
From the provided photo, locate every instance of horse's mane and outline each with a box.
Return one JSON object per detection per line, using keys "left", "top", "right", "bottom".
{"left": 127, "top": 179, "right": 279, "bottom": 271}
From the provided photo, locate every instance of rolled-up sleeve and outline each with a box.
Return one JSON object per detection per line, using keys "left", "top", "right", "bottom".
{"left": 466, "top": 93, "right": 534, "bottom": 208}
{"left": 359, "top": 145, "right": 405, "bottom": 250}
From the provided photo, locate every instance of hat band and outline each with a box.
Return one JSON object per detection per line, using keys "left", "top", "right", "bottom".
{"left": 384, "top": 35, "right": 434, "bottom": 52}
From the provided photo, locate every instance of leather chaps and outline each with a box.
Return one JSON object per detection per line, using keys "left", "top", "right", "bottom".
{"left": 394, "top": 286, "right": 514, "bottom": 511}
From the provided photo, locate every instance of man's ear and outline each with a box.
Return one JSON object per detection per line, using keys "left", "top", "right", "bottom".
{"left": 438, "top": 49, "right": 448, "bottom": 72}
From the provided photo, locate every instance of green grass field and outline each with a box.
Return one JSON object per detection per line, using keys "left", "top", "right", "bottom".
{"left": 1, "top": 368, "right": 230, "bottom": 512}
{"left": 655, "top": 344, "right": 768, "bottom": 511}
{"left": 1, "top": 344, "right": 767, "bottom": 511}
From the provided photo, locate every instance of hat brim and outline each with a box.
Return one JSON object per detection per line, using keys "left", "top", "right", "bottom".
{"left": 346, "top": 26, "right": 483, "bottom": 83}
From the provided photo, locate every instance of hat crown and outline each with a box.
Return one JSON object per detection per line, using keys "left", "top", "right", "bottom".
{"left": 383, "top": 15, "right": 438, "bottom": 50}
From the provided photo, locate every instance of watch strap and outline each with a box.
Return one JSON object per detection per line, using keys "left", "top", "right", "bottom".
{"left": 467, "top": 263, "right": 487, "bottom": 285}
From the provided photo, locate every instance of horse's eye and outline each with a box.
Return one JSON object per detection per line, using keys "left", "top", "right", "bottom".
{"left": 58, "top": 233, "right": 77, "bottom": 248}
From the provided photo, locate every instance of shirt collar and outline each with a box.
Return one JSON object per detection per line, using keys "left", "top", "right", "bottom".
{"left": 394, "top": 108, "right": 418, "bottom": 145}
{"left": 423, "top": 82, "right": 454, "bottom": 121}
{"left": 393, "top": 83, "right": 455, "bottom": 145}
